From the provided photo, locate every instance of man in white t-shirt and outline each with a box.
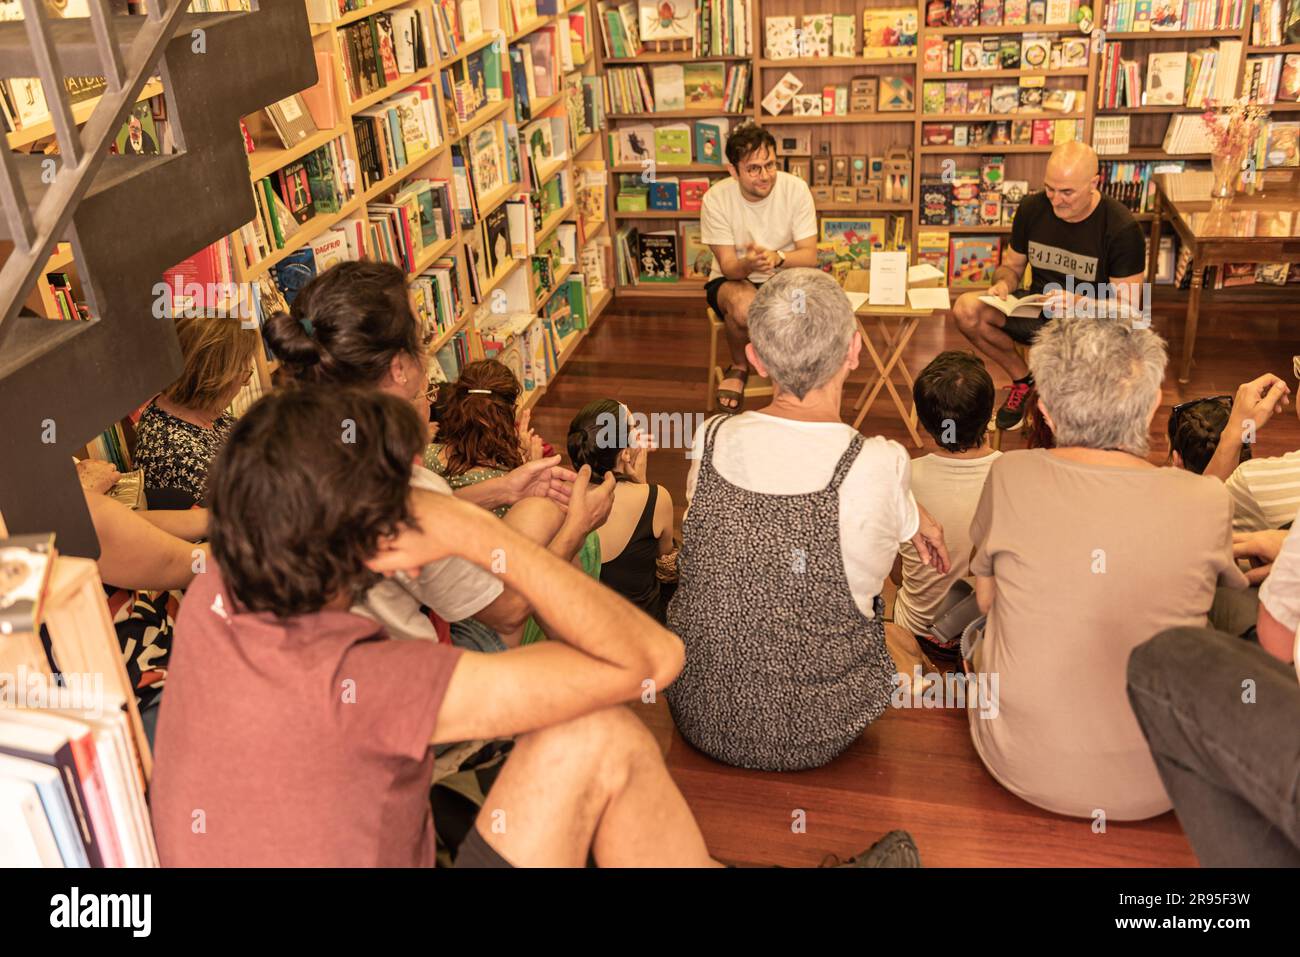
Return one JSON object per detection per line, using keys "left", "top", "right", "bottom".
{"left": 699, "top": 123, "right": 818, "bottom": 413}
{"left": 1127, "top": 521, "right": 1299, "bottom": 866}
{"left": 888, "top": 352, "right": 1000, "bottom": 681}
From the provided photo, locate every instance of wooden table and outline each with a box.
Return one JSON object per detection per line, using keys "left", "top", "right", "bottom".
{"left": 850, "top": 300, "right": 940, "bottom": 447}
{"left": 1147, "top": 168, "right": 1300, "bottom": 382}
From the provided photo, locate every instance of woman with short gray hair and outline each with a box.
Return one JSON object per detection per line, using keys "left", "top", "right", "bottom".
{"left": 967, "top": 318, "right": 1248, "bottom": 820}
{"left": 666, "top": 268, "right": 948, "bottom": 771}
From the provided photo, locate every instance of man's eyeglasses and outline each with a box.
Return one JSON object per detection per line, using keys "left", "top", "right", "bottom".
{"left": 1168, "top": 394, "right": 1232, "bottom": 437}
{"left": 743, "top": 161, "right": 777, "bottom": 177}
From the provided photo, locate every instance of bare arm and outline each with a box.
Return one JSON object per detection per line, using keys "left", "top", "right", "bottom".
{"left": 654, "top": 486, "right": 675, "bottom": 557}
{"left": 1256, "top": 603, "right": 1296, "bottom": 664}
{"left": 988, "top": 247, "right": 1028, "bottom": 298}
{"left": 450, "top": 455, "right": 580, "bottom": 510}
{"left": 84, "top": 492, "right": 207, "bottom": 591}
{"left": 708, "top": 243, "right": 767, "bottom": 281}
{"left": 774, "top": 234, "right": 819, "bottom": 270}
{"left": 1204, "top": 374, "right": 1291, "bottom": 482}
{"left": 461, "top": 470, "right": 616, "bottom": 640}
{"left": 974, "top": 575, "right": 994, "bottom": 615}
{"left": 136, "top": 507, "right": 208, "bottom": 542}
{"left": 366, "top": 490, "right": 684, "bottom": 744}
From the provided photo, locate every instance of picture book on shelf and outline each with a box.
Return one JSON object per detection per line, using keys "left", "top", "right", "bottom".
{"left": 680, "top": 222, "right": 713, "bottom": 279}
{"left": 638, "top": 230, "right": 680, "bottom": 281}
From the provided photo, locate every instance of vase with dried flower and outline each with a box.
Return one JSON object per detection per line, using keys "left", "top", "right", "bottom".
{"left": 1201, "top": 99, "right": 1267, "bottom": 199}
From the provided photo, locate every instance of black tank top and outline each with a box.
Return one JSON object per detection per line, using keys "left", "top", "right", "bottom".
{"left": 600, "top": 483, "right": 663, "bottom": 622}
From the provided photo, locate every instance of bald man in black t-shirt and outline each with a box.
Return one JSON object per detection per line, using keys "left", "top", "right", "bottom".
{"left": 953, "top": 142, "right": 1147, "bottom": 430}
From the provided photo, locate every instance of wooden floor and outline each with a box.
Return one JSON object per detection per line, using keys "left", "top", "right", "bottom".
{"left": 532, "top": 294, "right": 1300, "bottom": 867}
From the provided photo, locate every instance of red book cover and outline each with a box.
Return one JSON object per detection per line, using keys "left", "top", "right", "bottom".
{"left": 679, "top": 179, "right": 709, "bottom": 212}
{"left": 1031, "top": 119, "right": 1053, "bottom": 144}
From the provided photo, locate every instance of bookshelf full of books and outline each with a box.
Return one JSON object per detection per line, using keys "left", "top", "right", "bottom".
{"left": 190, "top": 0, "right": 614, "bottom": 412}
{"left": 597, "top": 0, "right": 1300, "bottom": 298}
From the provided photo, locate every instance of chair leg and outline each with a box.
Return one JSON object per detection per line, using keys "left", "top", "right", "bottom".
{"left": 706, "top": 312, "right": 719, "bottom": 413}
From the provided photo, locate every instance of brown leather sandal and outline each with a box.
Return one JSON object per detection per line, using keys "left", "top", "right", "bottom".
{"left": 716, "top": 364, "right": 749, "bottom": 414}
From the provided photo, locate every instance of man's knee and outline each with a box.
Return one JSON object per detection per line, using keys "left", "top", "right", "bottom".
{"left": 952, "top": 293, "right": 986, "bottom": 338}
{"left": 1127, "top": 626, "right": 1234, "bottom": 703}
{"left": 518, "top": 705, "right": 658, "bottom": 793}
{"left": 502, "top": 495, "right": 565, "bottom": 545}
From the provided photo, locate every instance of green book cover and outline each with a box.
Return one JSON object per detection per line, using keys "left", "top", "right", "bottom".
{"left": 260, "top": 178, "right": 285, "bottom": 247}
{"left": 654, "top": 125, "right": 692, "bottom": 166}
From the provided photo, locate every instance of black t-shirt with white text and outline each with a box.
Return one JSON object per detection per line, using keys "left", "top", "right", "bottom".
{"left": 1009, "top": 192, "right": 1146, "bottom": 297}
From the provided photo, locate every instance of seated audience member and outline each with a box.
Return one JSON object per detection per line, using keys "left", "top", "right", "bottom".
{"left": 134, "top": 316, "right": 259, "bottom": 504}
{"left": 1166, "top": 395, "right": 1250, "bottom": 474}
{"left": 1168, "top": 395, "right": 1262, "bottom": 636}
{"left": 427, "top": 360, "right": 539, "bottom": 518}
{"left": 568, "top": 400, "right": 676, "bottom": 622}
{"left": 263, "top": 260, "right": 613, "bottom": 648}
{"left": 1199, "top": 368, "right": 1296, "bottom": 532}
{"left": 667, "top": 268, "right": 948, "bottom": 772}
{"left": 888, "top": 352, "right": 1001, "bottom": 676}
{"left": 968, "top": 318, "right": 1248, "bottom": 821}
{"left": 150, "top": 387, "right": 919, "bottom": 867}
{"left": 64, "top": 463, "right": 210, "bottom": 743}
{"left": 1127, "top": 521, "right": 1299, "bottom": 866}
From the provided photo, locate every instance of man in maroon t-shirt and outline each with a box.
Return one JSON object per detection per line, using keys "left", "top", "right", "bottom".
{"left": 151, "top": 387, "right": 920, "bottom": 867}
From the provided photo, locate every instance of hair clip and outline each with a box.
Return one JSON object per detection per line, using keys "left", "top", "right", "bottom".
{"left": 300, "top": 317, "right": 314, "bottom": 337}
{"left": 466, "top": 388, "right": 493, "bottom": 394}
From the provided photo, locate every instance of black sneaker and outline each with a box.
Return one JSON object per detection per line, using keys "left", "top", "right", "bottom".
{"left": 821, "top": 830, "right": 922, "bottom": 868}
{"left": 996, "top": 380, "right": 1033, "bottom": 431}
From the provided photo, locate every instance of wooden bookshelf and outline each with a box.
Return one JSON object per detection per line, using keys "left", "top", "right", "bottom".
{"left": 6, "top": 78, "right": 166, "bottom": 151}
{"left": 222, "top": 0, "right": 610, "bottom": 405}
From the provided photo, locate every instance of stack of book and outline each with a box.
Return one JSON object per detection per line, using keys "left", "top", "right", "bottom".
{"left": 925, "top": 0, "right": 1078, "bottom": 26}
{"left": 1243, "top": 52, "right": 1300, "bottom": 103}
{"left": 335, "top": 9, "right": 434, "bottom": 104}
{"left": 367, "top": 178, "right": 457, "bottom": 274}
{"left": 922, "top": 116, "right": 1083, "bottom": 146}
{"left": 410, "top": 258, "right": 465, "bottom": 347}
{"left": 604, "top": 62, "right": 750, "bottom": 113}
{"left": 244, "top": 137, "right": 357, "bottom": 263}
{"left": 611, "top": 118, "right": 731, "bottom": 167}
{"left": 1102, "top": 0, "right": 1246, "bottom": 30}
{"left": 596, "top": 0, "right": 643, "bottom": 57}
{"left": 919, "top": 158, "right": 1026, "bottom": 225}
{"left": 922, "top": 79, "right": 1079, "bottom": 114}
{"left": 1097, "top": 43, "right": 1142, "bottom": 109}
{"left": 353, "top": 84, "right": 444, "bottom": 191}
{"left": 1101, "top": 159, "right": 1192, "bottom": 211}
{"left": 442, "top": 43, "right": 504, "bottom": 127}
{"left": 921, "top": 33, "right": 1088, "bottom": 72}
{"left": 614, "top": 172, "right": 711, "bottom": 212}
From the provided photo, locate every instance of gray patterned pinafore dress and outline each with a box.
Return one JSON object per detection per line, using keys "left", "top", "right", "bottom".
{"left": 665, "top": 414, "right": 895, "bottom": 771}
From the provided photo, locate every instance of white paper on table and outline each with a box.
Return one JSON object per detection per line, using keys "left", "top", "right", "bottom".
{"left": 907, "top": 287, "right": 951, "bottom": 310}
{"left": 844, "top": 291, "right": 869, "bottom": 312}
{"left": 907, "top": 263, "right": 945, "bottom": 284}
{"left": 868, "top": 251, "right": 908, "bottom": 306}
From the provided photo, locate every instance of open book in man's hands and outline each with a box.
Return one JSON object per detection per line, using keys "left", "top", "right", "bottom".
{"left": 977, "top": 293, "right": 1048, "bottom": 318}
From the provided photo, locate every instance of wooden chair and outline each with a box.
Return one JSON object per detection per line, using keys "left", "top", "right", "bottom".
{"left": 706, "top": 307, "right": 773, "bottom": 412}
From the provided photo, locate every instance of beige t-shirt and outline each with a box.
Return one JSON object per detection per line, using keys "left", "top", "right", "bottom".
{"left": 968, "top": 449, "right": 1247, "bottom": 821}
{"left": 893, "top": 451, "right": 1001, "bottom": 635}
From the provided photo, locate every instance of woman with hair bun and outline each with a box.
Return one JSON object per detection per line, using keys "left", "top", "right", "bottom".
{"left": 263, "top": 261, "right": 614, "bottom": 650}
{"left": 568, "top": 400, "right": 675, "bottom": 622}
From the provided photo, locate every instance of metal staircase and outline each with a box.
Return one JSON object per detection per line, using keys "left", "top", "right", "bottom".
{"left": 0, "top": 0, "right": 316, "bottom": 556}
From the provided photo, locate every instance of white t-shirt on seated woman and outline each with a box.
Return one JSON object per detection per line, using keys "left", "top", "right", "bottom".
{"left": 685, "top": 411, "right": 920, "bottom": 618}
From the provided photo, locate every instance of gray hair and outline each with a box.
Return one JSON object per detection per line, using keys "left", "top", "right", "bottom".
{"left": 1029, "top": 318, "right": 1167, "bottom": 455}
{"left": 747, "top": 268, "right": 854, "bottom": 399}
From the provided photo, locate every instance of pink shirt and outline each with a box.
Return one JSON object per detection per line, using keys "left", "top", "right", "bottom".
{"left": 151, "top": 566, "right": 462, "bottom": 866}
